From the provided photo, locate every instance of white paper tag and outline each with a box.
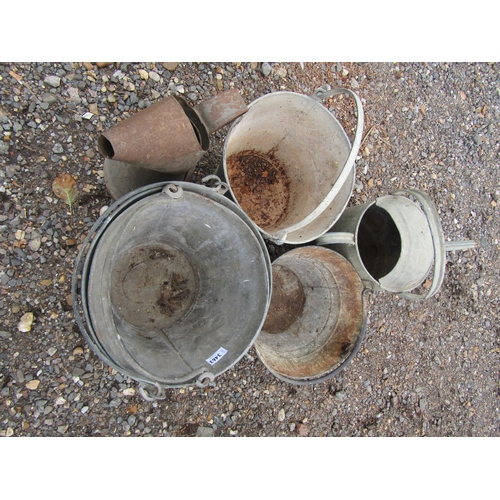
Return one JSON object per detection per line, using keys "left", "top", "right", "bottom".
{"left": 206, "top": 347, "right": 228, "bottom": 366}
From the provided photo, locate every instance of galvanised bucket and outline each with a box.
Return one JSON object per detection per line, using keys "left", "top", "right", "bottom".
{"left": 72, "top": 177, "right": 271, "bottom": 400}
{"left": 220, "top": 86, "right": 364, "bottom": 245}
{"left": 255, "top": 246, "right": 367, "bottom": 385}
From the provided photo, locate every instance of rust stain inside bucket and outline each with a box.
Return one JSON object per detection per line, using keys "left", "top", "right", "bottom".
{"left": 110, "top": 244, "right": 196, "bottom": 330}
{"left": 263, "top": 265, "right": 306, "bottom": 334}
{"left": 226, "top": 150, "right": 290, "bottom": 230}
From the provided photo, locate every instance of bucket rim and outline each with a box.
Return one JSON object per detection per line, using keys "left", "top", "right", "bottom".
{"left": 72, "top": 180, "right": 272, "bottom": 390}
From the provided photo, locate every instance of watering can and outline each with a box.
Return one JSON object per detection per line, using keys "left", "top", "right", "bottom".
{"left": 219, "top": 85, "right": 364, "bottom": 245}
{"left": 315, "top": 189, "right": 479, "bottom": 300}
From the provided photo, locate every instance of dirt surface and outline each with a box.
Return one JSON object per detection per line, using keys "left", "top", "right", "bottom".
{"left": 0, "top": 62, "right": 499, "bottom": 438}
{"left": 226, "top": 148, "right": 291, "bottom": 230}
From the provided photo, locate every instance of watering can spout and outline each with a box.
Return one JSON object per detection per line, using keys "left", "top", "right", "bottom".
{"left": 444, "top": 240, "right": 480, "bottom": 252}
{"left": 193, "top": 88, "right": 248, "bottom": 135}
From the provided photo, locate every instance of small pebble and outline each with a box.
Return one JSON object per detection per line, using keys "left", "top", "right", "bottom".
{"left": 297, "top": 424, "right": 308, "bottom": 436}
{"left": 197, "top": 426, "right": 214, "bottom": 437}
{"left": 28, "top": 238, "right": 41, "bottom": 252}
{"left": 44, "top": 75, "right": 61, "bottom": 88}
{"left": 261, "top": 63, "right": 272, "bottom": 76}
{"left": 149, "top": 71, "right": 160, "bottom": 82}
{"left": 276, "top": 67, "right": 287, "bottom": 78}
{"left": 26, "top": 380, "right": 40, "bottom": 390}
{"left": 163, "top": 62, "right": 178, "bottom": 71}
{"left": 18, "top": 312, "right": 34, "bottom": 332}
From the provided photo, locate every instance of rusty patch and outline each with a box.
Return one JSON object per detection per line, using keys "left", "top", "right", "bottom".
{"left": 110, "top": 244, "right": 196, "bottom": 330}
{"left": 157, "top": 272, "right": 191, "bottom": 316}
{"left": 263, "top": 265, "right": 305, "bottom": 334}
{"left": 226, "top": 149, "right": 290, "bottom": 231}
{"left": 257, "top": 247, "right": 365, "bottom": 380}
{"left": 193, "top": 88, "right": 248, "bottom": 134}
{"left": 98, "top": 96, "right": 204, "bottom": 172}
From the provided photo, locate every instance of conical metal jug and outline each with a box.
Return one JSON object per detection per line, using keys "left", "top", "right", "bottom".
{"left": 98, "top": 89, "right": 248, "bottom": 199}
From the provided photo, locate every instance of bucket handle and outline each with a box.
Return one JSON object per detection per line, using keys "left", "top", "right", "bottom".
{"left": 138, "top": 382, "right": 166, "bottom": 401}
{"left": 272, "top": 86, "right": 364, "bottom": 244}
{"left": 202, "top": 174, "right": 230, "bottom": 195}
{"left": 393, "top": 189, "right": 480, "bottom": 300}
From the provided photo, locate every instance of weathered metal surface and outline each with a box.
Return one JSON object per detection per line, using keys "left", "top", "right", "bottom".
{"left": 103, "top": 158, "right": 193, "bottom": 200}
{"left": 193, "top": 88, "right": 248, "bottom": 135}
{"left": 316, "top": 193, "right": 435, "bottom": 293}
{"left": 317, "top": 189, "right": 480, "bottom": 300}
{"left": 75, "top": 180, "right": 271, "bottom": 392}
{"left": 109, "top": 243, "right": 197, "bottom": 330}
{"left": 98, "top": 95, "right": 207, "bottom": 173}
{"left": 98, "top": 89, "right": 247, "bottom": 178}
{"left": 262, "top": 264, "right": 305, "bottom": 334}
{"left": 255, "top": 246, "right": 366, "bottom": 383}
{"left": 221, "top": 88, "right": 363, "bottom": 244}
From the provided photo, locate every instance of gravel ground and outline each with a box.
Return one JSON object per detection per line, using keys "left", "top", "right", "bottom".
{"left": 0, "top": 62, "right": 499, "bottom": 439}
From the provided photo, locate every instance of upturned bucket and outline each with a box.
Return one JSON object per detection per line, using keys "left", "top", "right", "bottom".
{"left": 220, "top": 86, "right": 364, "bottom": 245}
{"left": 103, "top": 158, "right": 191, "bottom": 200}
{"left": 255, "top": 246, "right": 367, "bottom": 385}
{"left": 315, "top": 189, "right": 479, "bottom": 299}
{"left": 72, "top": 177, "right": 271, "bottom": 400}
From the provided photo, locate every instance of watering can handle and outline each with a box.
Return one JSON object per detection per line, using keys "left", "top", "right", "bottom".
{"left": 393, "top": 189, "right": 480, "bottom": 299}
{"left": 272, "top": 87, "right": 364, "bottom": 243}
{"left": 391, "top": 189, "right": 447, "bottom": 300}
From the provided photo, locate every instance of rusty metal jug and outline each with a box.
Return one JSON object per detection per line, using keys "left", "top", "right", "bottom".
{"left": 98, "top": 89, "right": 248, "bottom": 199}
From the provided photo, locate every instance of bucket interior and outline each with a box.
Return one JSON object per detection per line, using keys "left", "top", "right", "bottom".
{"left": 224, "top": 93, "right": 351, "bottom": 236}
{"left": 86, "top": 186, "right": 271, "bottom": 386}
{"left": 357, "top": 205, "right": 402, "bottom": 281}
{"left": 255, "top": 247, "right": 365, "bottom": 383}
